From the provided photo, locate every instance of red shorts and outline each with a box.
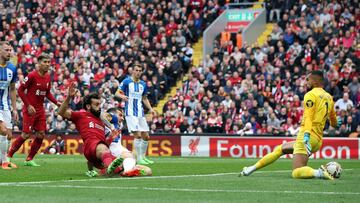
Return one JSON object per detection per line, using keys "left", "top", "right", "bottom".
{"left": 22, "top": 110, "right": 46, "bottom": 133}
{"left": 83, "top": 140, "right": 107, "bottom": 169}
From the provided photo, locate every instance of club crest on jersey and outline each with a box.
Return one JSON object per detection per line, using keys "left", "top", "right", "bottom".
{"left": 139, "top": 85, "right": 144, "bottom": 92}
{"left": 306, "top": 100, "right": 314, "bottom": 108}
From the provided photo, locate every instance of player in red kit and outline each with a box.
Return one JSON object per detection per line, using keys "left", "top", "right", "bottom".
{"left": 58, "top": 83, "right": 123, "bottom": 175}
{"left": 7, "top": 53, "right": 60, "bottom": 166}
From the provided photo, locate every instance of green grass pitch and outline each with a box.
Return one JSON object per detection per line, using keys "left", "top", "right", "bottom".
{"left": 0, "top": 155, "right": 359, "bottom": 203}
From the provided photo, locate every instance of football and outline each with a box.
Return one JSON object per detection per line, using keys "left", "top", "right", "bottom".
{"left": 326, "top": 162, "right": 342, "bottom": 178}
{"left": 49, "top": 147, "right": 56, "bottom": 154}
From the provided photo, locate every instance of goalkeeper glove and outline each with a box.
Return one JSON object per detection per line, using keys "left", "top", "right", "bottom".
{"left": 303, "top": 132, "right": 312, "bottom": 156}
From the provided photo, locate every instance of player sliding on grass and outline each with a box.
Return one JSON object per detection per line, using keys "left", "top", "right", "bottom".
{"left": 86, "top": 108, "right": 152, "bottom": 177}
{"left": 58, "top": 83, "right": 123, "bottom": 176}
{"left": 240, "top": 71, "right": 338, "bottom": 180}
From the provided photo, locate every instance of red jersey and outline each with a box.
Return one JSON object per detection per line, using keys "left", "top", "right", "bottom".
{"left": 69, "top": 110, "right": 106, "bottom": 147}
{"left": 18, "top": 70, "right": 57, "bottom": 111}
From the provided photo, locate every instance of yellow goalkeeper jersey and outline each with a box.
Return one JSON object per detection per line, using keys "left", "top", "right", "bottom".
{"left": 300, "top": 87, "right": 337, "bottom": 141}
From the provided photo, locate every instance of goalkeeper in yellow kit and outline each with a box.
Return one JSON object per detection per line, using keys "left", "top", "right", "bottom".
{"left": 240, "top": 70, "right": 338, "bottom": 180}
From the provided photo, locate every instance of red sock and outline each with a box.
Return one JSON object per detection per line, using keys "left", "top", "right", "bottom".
{"left": 101, "top": 152, "right": 116, "bottom": 167}
{"left": 114, "top": 166, "right": 123, "bottom": 174}
{"left": 26, "top": 138, "right": 43, "bottom": 161}
{"left": 7, "top": 136, "right": 26, "bottom": 158}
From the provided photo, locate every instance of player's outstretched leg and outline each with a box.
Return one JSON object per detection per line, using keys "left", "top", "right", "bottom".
{"left": 96, "top": 143, "right": 124, "bottom": 176}
{"left": 122, "top": 164, "right": 152, "bottom": 177}
{"left": 292, "top": 152, "right": 333, "bottom": 180}
{"left": 292, "top": 166, "right": 333, "bottom": 180}
{"left": 240, "top": 142, "right": 294, "bottom": 176}
{"left": 106, "top": 156, "right": 124, "bottom": 175}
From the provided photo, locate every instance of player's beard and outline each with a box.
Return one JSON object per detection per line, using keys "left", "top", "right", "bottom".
{"left": 90, "top": 108, "right": 101, "bottom": 118}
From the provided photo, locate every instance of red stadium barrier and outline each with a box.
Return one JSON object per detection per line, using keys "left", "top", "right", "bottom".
{"left": 181, "top": 136, "right": 360, "bottom": 160}
{"left": 11, "top": 133, "right": 181, "bottom": 156}
{"left": 11, "top": 133, "right": 359, "bottom": 159}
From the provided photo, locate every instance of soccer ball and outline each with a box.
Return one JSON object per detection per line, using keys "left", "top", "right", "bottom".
{"left": 325, "top": 161, "right": 342, "bottom": 178}
{"left": 49, "top": 147, "right": 56, "bottom": 154}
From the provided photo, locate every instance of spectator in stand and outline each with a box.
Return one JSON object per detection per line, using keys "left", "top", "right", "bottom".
{"left": 1, "top": 0, "right": 219, "bottom": 133}
{"left": 2, "top": 1, "right": 359, "bottom": 136}
{"left": 335, "top": 93, "right": 354, "bottom": 111}
{"left": 159, "top": 1, "right": 360, "bottom": 135}
{"left": 45, "top": 135, "right": 65, "bottom": 155}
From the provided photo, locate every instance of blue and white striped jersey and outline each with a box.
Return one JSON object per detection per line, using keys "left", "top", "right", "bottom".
{"left": 118, "top": 77, "right": 148, "bottom": 117}
{"left": 0, "top": 62, "right": 17, "bottom": 110}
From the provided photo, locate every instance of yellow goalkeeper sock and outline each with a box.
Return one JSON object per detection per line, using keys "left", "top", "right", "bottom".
{"left": 254, "top": 145, "right": 283, "bottom": 170}
{"left": 292, "top": 166, "right": 315, "bottom": 179}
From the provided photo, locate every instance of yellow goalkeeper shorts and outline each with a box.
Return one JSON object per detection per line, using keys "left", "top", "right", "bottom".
{"left": 293, "top": 131, "right": 322, "bottom": 155}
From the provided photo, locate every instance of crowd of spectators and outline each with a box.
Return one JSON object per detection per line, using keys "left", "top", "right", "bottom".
{"left": 1, "top": 0, "right": 225, "bottom": 134}
{"left": 151, "top": 0, "right": 360, "bottom": 137}
{"left": 1, "top": 1, "right": 359, "bottom": 137}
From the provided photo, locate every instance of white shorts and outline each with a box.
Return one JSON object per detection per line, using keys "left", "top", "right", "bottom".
{"left": 109, "top": 142, "right": 130, "bottom": 157}
{"left": 0, "top": 110, "right": 12, "bottom": 129}
{"left": 125, "top": 116, "right": 149, "bottom": 132}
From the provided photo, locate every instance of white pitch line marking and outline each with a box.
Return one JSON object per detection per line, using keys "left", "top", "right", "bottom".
{"left": 0, "top": 169, "right": 355, "bottom": 186}
{"left": 1, "top": 184, "right": 359, "bottom": 196}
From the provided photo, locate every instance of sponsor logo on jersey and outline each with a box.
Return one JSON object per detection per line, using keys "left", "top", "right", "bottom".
{"left": 35, "top": 89, "right": 47, "bottom": 96}
{"left": 0, "top": 81, "right": 9, "bottom": 89}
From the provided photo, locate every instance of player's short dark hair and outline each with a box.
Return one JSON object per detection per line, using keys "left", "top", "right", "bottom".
{"left": 311, "top": 70, "right": 325, "bottom": 84}
{"left": 133, "top": 62, "right": 143, "bottom": 70}
{"left": 311, "top": 70, "right": 323, "bottom": 78}
{"left": 38, "top": 53, "right": 51, "bottom": 61}
{"left": 82, "top": 93, "right": 100, "bottom": 109}
{"left": 107, "top": 107, "right": 122, "bottom": 114}
{"left": 311, "top": 70, "right": 324, "bottom": 81}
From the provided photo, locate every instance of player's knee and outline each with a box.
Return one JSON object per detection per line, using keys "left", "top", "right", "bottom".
{"left": 21, "top": 133, "right": 31, "bottom": 139}
{"left": 6, "top": 130, "right": 12, "bottom": 140}
{"left": 36, "top": 131, "right": 45, "bottom": 139}
{"left": 121, "top": 151, "right": 133, "bottom": 159}
{"left": 141, "top": 133, "right": 149, "bottom": 140}
{"left": 274, "top": 145, "right": 283, "bottom": 155}
{"left": 0, "top": 123, "right": 7, "bottom": 134}
{"left": 132, "top": 132, "right": 141, "bottom": 139}
{"left": 100, "top": 148, "right": 111, "bottom": 157}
